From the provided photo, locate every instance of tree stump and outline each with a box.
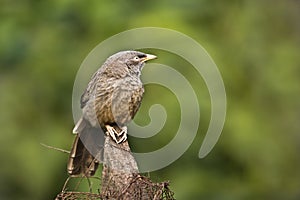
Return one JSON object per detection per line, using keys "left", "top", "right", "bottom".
{"left": 100, "top": 135, "right": 139, "bottom": 198}
{"left": 56, "top": 135, "right": 175, "bottom": 200}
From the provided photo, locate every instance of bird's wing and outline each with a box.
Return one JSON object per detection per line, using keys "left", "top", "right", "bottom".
{"left": 80, "top": 70, "right": 103, "bottom": 109}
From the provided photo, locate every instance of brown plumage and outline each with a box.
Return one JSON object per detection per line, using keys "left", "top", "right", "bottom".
{"left": 67, "top": 51, "right": 156, "bottom": 176}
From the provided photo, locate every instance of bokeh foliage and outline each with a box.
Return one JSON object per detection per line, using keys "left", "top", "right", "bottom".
{"left": 1, "top": 0, "right": 299, "bottom": 199}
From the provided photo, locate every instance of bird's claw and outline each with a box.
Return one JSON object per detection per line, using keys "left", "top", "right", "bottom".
{"left": 105, "top": 125, "right": 127, "bottom": 144}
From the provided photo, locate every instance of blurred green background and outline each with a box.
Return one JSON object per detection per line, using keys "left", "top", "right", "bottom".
{"left": 1, "top": 0, "right": 300, "bottom": 199}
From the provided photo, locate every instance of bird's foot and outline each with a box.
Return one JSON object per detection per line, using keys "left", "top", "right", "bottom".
{"left": 105, "top": 125, "right": 127, "bottom": 144}
{"left": 117, "top": 126, "right": 127, "bottom": 143}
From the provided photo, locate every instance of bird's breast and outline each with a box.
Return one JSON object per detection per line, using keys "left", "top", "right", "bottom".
{"left": 92, "top": 76, "right": 144, "bottom": 127}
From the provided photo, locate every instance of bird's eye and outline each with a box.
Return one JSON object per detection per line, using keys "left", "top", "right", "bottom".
{"left": 133, "top": 56, "right": 139, "bottom": 61}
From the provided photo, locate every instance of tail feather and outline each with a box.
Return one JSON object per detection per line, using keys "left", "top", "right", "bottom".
{"left": 67, "top": 118, "right": 104, "bottom": 177}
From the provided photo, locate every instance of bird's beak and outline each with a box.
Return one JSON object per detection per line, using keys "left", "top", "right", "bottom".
{"left": 142, "top": 54, "right": 157, "bottom": 62}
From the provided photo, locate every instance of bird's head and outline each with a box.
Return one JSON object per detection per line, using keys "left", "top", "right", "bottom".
{"left": 104, "top": 50, "right": 157, "bottom": 77}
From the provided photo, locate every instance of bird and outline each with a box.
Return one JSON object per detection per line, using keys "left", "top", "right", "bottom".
{"left": 67, "top": 50, "right": 157, "bottom": 176}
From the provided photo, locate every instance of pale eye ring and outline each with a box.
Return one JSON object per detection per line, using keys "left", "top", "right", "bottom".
{"left": 133, "top": 56, "right": 139, "bottom": 61}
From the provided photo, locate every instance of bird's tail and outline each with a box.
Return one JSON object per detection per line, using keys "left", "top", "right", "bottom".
{"left": 67, "top": 118, "right": 104, "bottom": 177}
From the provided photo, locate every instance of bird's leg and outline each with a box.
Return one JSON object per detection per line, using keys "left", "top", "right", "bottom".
{"left": 105, "top": 125, "right": 128, "bottom": 144}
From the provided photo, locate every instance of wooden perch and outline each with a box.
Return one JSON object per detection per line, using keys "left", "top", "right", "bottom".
{"left": 56, "top": 135, "right": 175, "bottom": 200}
{"left": 100, "top": 136, "right": 174, "bottom": 199}
{"left": 100, "top": 135, "right": 139, "bottom": 198}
